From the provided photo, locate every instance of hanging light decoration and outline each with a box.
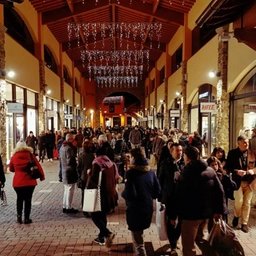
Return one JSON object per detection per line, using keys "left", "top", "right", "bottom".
{"left": 67, "top": 22, "right": 162, "bottom": 50}
{"left": 95, "top": 76, "right": 139, "bottom": 88}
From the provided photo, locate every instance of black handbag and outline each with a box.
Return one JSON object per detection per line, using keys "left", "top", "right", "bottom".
{"left": 27, "top": 153, "right": 41, "bottom": 179}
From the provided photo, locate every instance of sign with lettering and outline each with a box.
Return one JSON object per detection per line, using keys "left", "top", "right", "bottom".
{"left": 47, "top": 110, "right": 57, "bottom": 117}
{"left": 244, "top": 104, "right": 256, "bottom": 112}
{"left": 7, "top": 103, "right": 23, "bottom": 113}
{"left": 200, "top": 102, "right": 216, "bottom": 113}
{"left": 170, "top": 109, "right": 180, "bottom": 117}
{"left": 65, "top": 114, "right": 73, "bottom": 119}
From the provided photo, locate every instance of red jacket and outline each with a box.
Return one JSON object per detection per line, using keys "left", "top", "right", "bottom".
{"left": 9, "top": 146, "right": 45, "bottom": 187}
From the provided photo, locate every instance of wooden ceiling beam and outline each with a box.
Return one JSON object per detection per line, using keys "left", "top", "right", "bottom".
{"left": 42, "top": 0, "right": 184, "bottom": 26}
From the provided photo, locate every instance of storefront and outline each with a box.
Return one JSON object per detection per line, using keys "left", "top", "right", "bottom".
{"left": 230, "top": 66, "right": 256, "bottom": 149}
{"left": 5, "top": 82, "right": 38, "bottom": 162}
{"left": 189, "top": 83, "right": 216, "bottom": 157}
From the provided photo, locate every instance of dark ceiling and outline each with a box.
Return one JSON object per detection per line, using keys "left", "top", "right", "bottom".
{"left": 26, "top": 0, "right": 197, "bottom": 80}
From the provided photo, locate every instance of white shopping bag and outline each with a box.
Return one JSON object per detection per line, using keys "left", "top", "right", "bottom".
{"left": 155, "top": 200, "right": 168, "bottom": 241}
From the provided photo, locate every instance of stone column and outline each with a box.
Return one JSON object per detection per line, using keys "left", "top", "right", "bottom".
{"left": 0, "top": 24, "right": 7, "bottom": 171}
{"left": 164, "top": 78, "right": 169, "bottom": 128}
{"left": 215, "top": 36, "right": 229, "bottom": 152}
{"left": 39, "top": 60, "right": 46, "bottom": 133}
{"left": 59, "top": 78, "right": 65, "bottom": 128}
{"left": 181, "top": 60, "right": 188, "bottom": 132}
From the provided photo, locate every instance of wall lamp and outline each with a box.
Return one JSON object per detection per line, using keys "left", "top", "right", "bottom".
{"left": 209, "top": 70, "right": 221, "bottom": 78}
{"left": 64, "top": 99, "right": 69, "bottom": 103}
{"left": 1, "top": 69, "right": 15, "bottom": 78}
{"left": 46, "top": 89, "right": 51, "bottom": 95}
{"left": 160, "top": 99, "right": 164, "bottom": 104}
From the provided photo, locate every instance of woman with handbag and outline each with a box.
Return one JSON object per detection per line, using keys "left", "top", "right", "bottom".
{"left": 121, "top": 147, "right": 161, "bottom": 256}
{"left": 87, "top": 146, "right": 118, "bottom": 247}
{"left": 77, "top": 139, "right": 95, "bottom": 217}
{"left": 9, "top": 140, "right": 45, "bottom": 224}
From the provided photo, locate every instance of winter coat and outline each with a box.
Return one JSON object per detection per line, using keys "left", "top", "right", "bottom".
{"left": 152, "top": 136, "right": 166, "bottom": 159}
{"left": 0, "top": 156, "right": 5, "bottom": 185}
{"left": 129, "top": 129, "right": 141, "bottom": 145}
{"left": 38, "top": 134, "right": 46, "bottom": 151}
{"left": 9, "top": 146, "right": 45, "bottom": 187}
{"left": 59, "top": 140, "right": 78, "bottom": 184}
{"left": 77, "top": 151, "right": 95, "bottom": 189}
{"left": 122, "top": 160, "right": 161, "bottom": 231}
{"left": 175, "top": 159, "right": 227, "bottom": 220}
{"left": 87, "top": 155, "right": 118, "bottom": 213}
{"left": 100, "top": 141, "right": 115, "bottom": 162}
{"left": 226, "top": 147, "right": 255, "bottom": 189}
{"left": 158, "top": 156, "right": 185, "bottom": 219}
{"left": 25, "top": 135, "right": 38, "bottom": 151}
{"left": 179, "top": 135, "right": 189, "bottom": 149}
{"left": 191, "top": 134, "right": 203, "bottom": 154}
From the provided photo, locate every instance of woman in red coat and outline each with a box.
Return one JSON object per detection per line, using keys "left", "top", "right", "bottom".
{"left": 9, "top": 140, "right": 45, "bottom": 224}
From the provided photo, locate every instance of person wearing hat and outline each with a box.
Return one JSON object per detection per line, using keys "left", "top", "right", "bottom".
{"left": 9, "top": 139, "right": 45, "bottom": 224}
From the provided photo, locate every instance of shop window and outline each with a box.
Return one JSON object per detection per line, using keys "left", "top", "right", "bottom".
{"left": 15, "top": 86, "right": 24, "bottom": 103}
{"left": 4, "top": 6, "right": 34, "bottom": 55}
{"left": 6, "top": 82, "right": 13, "bottom": 101}
{"left": 44, "top": 45, "right": 58, "bottom": 74}
{"left": 27, "top": 90, "right": 36, "bottom": 107}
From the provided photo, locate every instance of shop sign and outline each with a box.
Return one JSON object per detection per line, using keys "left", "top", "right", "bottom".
{"left": 47, "top": 110, "right": 57, "bottom": 117}
{"left": 244, "top": 104, "right": 256, "bottom": 112}
{"left": 138, "top": 117, "right": 147, "bottom": 121}
{"left": 7, "top": 102, "right": 23, "bottom": 113}
{"left": 200, "top": 102, "right": 216, "bottom": 113}
{"left": 147, "top": 115, "right": 153, "bottom": 121}
{"left": 156, "top": 112, "right": 164, "bottom": 118}
{"left": 170, "top": 109, "right": 180, "bottom": 117}
{"left": 65, "top": 114, "right": 73, "bottom": 119}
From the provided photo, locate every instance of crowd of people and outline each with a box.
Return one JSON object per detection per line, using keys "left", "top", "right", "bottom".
{"left": 4, "top": 124, "right": 256, "bottom": 256}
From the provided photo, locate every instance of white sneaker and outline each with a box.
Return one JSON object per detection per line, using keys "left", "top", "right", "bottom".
{"left": 47, "top": 159, "right": 50, "bottom": 162}
{"left": 50, "top": 158, "right": 53, "bottom": 162}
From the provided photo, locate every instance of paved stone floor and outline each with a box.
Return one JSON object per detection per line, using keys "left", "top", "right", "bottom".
{"left": 0, "top": 159, "right": 256, "bottom": 255}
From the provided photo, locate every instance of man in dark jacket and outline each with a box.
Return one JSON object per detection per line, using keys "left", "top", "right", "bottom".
{"left": 174, "top": 146, "right": 226, "bottom": 256}
{"left": 226, "top": 135, "right": 256, "bottom": 233}
{"left": 59, "top": 133, "right": 78, "bottom": 214}
{"left": 25, "top": 131, "right": 38, "bottom": 155}
{"left": 158, "top": 143, "right": 184, "bottom": 255}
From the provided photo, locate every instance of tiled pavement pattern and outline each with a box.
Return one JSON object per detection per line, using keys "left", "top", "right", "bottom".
{"left": 1, "top": 159, "right": 256, "bottom": 256}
